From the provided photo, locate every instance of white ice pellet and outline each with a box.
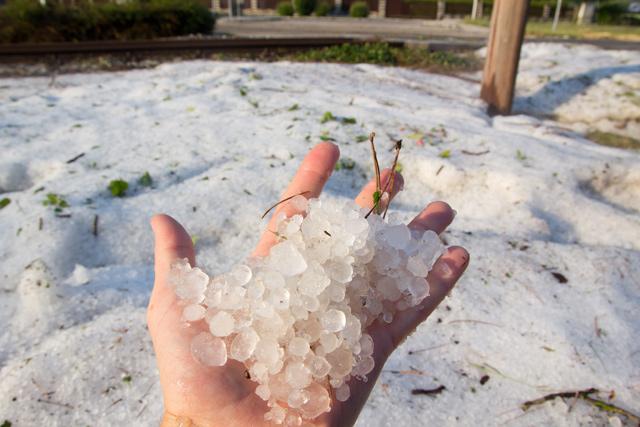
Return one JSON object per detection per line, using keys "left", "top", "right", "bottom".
{"left": 182, "top": 304, "right": 206, "bottom": 322}
{"left": 335, "top": 383, "right": 351, "bottom": 402}
{"left": 191, "top": 332, "right": 227, "bottom": 366}
{"left": 171, "top": 197, "right": 446, "bottom": 424}
{"left": 320, "top": 309, "right": 346, "bottom": 333}
{"left": 208, "top": 311, "right": 235, "bottom": 337}
{"left": 288, "top": 337, "right": 310, "bottom": 357}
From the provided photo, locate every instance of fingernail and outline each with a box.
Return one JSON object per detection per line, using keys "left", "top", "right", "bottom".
{"left": 452, "top": 209, "right": 457, "bottom": 219}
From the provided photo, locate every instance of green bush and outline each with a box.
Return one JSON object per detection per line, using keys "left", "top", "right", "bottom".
{"left": 349, "top": 1, "right": 369, "bottom": 17}
{"left": 595, "top": 2, "right": 628, "bottom": 24}
{"left": 293, "top": 42, "right": 477, "bottom": 72}
{"left": 295, "top": 42, "right": 396, "bottom": 64}
{"left": 315, "top": 1, "right": 332, "bottom": 16}
{"left": 294, "top": 0, "right": 316, "bottom": 16}
{"left": 0, "top": 0, "right": 215, "bottom": 43}
{"left": 276, "top": 1, "right": 295, "bottom": 16}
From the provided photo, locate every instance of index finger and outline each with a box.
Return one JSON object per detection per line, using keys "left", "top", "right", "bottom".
{"left": 254, "top": 142, "right": 340, "bottom": 256}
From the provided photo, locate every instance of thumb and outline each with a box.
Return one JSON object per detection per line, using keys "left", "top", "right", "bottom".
{"left": 148, "top": 214, "right": 195, "bottom": 325}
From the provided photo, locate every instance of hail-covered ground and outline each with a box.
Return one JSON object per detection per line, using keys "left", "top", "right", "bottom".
{"left": 0, "top": 42, "right": 639, "bottom": 426}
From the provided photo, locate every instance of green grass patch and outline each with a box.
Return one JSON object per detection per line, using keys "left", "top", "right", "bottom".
{"left": 587, "top": 131, "right": 640, "bottom": 150}
{"left": 292, "top": 42, "right": 479, "bottom": 73}
{"left": 108, "top": 179, "right": 129, "bottom": 197}
{"left": 465, "top": 18, "right": 640, "bottom": 41}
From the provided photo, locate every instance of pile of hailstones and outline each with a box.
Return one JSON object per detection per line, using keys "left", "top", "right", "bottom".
{"left": 169, "top": 196, "right": 444, "bottom": 426}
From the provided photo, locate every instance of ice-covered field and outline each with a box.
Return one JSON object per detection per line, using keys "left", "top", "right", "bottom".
{"left": 0, "top": 42, "right": 639, "bottom": 426}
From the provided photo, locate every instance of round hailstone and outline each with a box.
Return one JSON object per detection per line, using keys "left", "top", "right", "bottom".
{"left": 406, "top": 255, "right": 429, "bottom": 278}
{"left": 381, "top": 224, "right": 411, "bottom": 250}
{"left": 250, "top": 362, "right": 269, "bottom": 383}
{"left": 229, "top": 264, "right": 252, "bottom": 286}
{"left": 309, "top": 356, "right": 331, "bottom": 378}
{"left": 285, "top": 361, "right": 312, "bottom": 389}
{"left": 247, "top": 280, "right": 265, "bottom": 299}
{"left": 326, "top": 347, "right": 354, "bottom": 378}
{"left": 299, "top": 382, "right": 331, "bottom": 419}
{"left": 182, "top": 304, "right": 206, "bottom": 322}
{"left": 289, "top": 194, "right": 309, "bottom": 213}
{"left": 175, "top": 268, "right": 208, "bottom": 303}
{"left": 288, "top": 337, "right": 310, "bottom": 357}
{"left": 284, "top": 413, "right": 303, "bottom": 427}
{"left": 353, "top": 355, "right": 375, "bottom": 377}
{"left": 319, "top": 333, "right": 340, "bottom": 353}
{"left": 191, "top": 332, "right": 227, "bottom": 366}
{"left": 325, "top": 260, "right": 353, "bottom": 284}
{"left": 269, "top": 241, "right": 308, "bottom": 277}
{"left": 255, "top": 384, "right": 270, "bottom": 401}
{"left": 269, "top": 287, "right": 291, "bottom": 310}
{"left": 409, "top": 277, "right": 430, "bottom": 301}
{"left": 254, "top": 339, "right": 280, "bottom": 366}
{"left": 287, "top": 388, "right": 310, "bottom": 408}
{"left": 230, "top": 328, "right": 259, "bottom": 361}
{"left": 266, "top": 405, "right": 286, "bottom": 424}
{"left": 360, "top": 334, "right": 374, "bottom": 356}
{"left": 320, "top": 309, "right": 346, "bottom": 333}
{"left": 335, "top": 383, "right": 351, "bottom": 402}
{"left": 209, "top": 311, "right": 235, "bottom": 337}
{"left": 262, "top": 270, "right": 286, "bottom": 290}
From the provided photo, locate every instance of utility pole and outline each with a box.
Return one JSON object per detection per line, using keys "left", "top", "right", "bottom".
{"left": 436, "top": 1, "right": 445, "bottom": 20}
{"left": 471, "top": 0, "right": 483, "bottom": 20}
{"left": 552, "top": 0, "right": 562, "bottom": 31}
{"left": 480, "top": 0, "right": 530, "bottom": 115}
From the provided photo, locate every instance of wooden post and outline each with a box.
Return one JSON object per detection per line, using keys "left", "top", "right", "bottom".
{"left": 436, "top": 1, "right": 445, "bottom": 20}
{"left": 480, "top": 0, "right": 529, "bottom": 115}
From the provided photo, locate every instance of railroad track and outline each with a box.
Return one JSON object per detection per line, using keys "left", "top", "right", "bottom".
{"left": 0, "top": 37, "right": 397, "bottom": 59}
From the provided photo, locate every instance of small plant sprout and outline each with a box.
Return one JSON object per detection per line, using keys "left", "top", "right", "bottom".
{"left": 364, "top": 134, "right": 402, "bottom": 218}
{"left": 42, "top": 193, "right": 69, "bottom": 213}
{"left": 516, "top": 150, "right": 527, "bottom": 162}
{"left": 335, "top": 158, "right": 356, "bottom": 171}
{"left": 138, "top": 172, "right": 153, "bottom": 187}
{"left": 288, "top": 104, "right": 299, "bottom": 111}
{"left": 239, "top": 87, "right": 248, "bottom": 97}
{"left": 320, "top": 111, "right": 335, "bottom": 124}
{"left": 320, "top": 111, "right": 356, "bottom": 125}
{"left": 108, "top": 179, "right": 129, "bottom": 197}
{"left": 0, "top": 198, "right": 10, "bottom": 209}
{"left": 439, "top": 149, "right": 451, "bottom": 159}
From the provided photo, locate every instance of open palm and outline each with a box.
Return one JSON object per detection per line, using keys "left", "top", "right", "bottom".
{"left": 148, "top": 142, "right": 469, "bottom": 427}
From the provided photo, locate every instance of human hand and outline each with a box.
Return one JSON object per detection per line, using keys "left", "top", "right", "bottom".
{"left": 148, "top": 142, "right": 469, "bottom": 427}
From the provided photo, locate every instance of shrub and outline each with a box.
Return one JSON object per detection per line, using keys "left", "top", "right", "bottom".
{"left": 295, "top": 42, "right": 395, "bottom": 64}
{"left": 292, "top": 42, "right": 477, "bottom": 73}
{"left": 315, "top": 1, "right": 332, "bottom": 16}
{"left": 276, "top": 1, "right": 295, "bottom": 16}
{"left": 0, "top": 0, "right": 215, "bottom": 43}
{"left": 349, "top": 1, "right": 369, "bottom": 17}
{"left": 595, "top": 2, "right": 627, "bottom": 24}
{"left": 293, "top": 0, "right": 316, "bottom": 16}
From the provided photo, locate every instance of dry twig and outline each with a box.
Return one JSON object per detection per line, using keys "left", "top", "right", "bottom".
{"left": 261, "top": 191, "right": 310, "bottom": 219}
